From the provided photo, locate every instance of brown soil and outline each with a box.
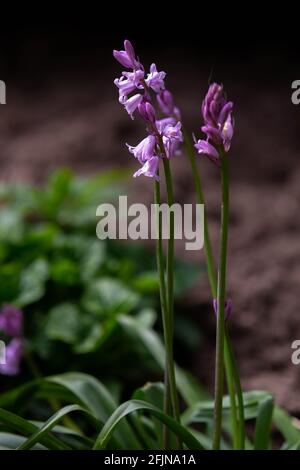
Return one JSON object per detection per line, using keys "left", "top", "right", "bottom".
{"left": 1, "top": 54, "right": 300, "bottom": 412}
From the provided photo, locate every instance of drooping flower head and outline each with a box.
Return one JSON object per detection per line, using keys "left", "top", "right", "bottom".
{"left": 113, "top": 40, "right": 182, "bottom": 181}
{"left": 194, "top": 83, "right": 234, "bottom": 165}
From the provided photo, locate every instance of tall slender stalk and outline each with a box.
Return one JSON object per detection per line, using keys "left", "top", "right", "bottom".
{"left": 162, "top": 159, "right": 181, "bottom": 427}
{"left": 154, "top": 177, "right": 171, "bottom": 449}
{"left": 154, "top": 174, "right": 180, "bottom": 449}
{"left": 226, "top": 325, "right": 245, "bottom": 449}
{"left": 184, "top": 130, "right": 244, "bottom": 449}
{"left": 213, "top": 152, "right": 229, "bottom": 450}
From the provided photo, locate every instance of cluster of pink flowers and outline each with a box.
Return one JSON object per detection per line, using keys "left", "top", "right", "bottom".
{"left": 0, "top": 305, "right": 23, "bottom": 376}
{"left": 194, "top": 83, "right": 234, "bottom": 166}
{"left": 113, "top": 40, "right": 183, "bottom": 180}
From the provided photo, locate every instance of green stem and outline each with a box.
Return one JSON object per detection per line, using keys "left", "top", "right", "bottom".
{"left": 224, "top": 332, "right": 239, "bottom": 449}
{"left": 162, "top": 368, "right": 171, "bottom": 449}
{"left": 226, "top": 327, "right": 245, "bottom": 449}
{"left": 154, "top": 177, "right": 171, "bottom": 450}
{"left": 184, "top": 130, "right": 244, "bottom": 449}
{"left": 213, "top": 152, "right": 229, "bottom": 450}
{"left": 184, "top": 130, "right": 217, "bottom": 295}
{"left": 162, "top": 158, "right": 181, "bottom": 430}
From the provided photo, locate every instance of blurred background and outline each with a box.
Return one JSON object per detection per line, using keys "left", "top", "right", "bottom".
{"left": 0, "top": 8, "right": 300, "bottom": 412}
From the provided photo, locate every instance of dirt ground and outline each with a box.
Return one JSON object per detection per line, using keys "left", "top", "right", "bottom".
{"left": 1, "top": 51, "right": 300, "bottom": 412}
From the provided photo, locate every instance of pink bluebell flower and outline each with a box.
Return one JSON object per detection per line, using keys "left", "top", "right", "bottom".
{"left": 138, "top": 101, "right": 156, "bottom": 124}
{"left": 145, "top": 64, "right": 166, "bottom": 93}
{"left": 113, "top": 40, "right": 141, "bottom": 70}
{"left": 113, "top": 40, "right": 183, "bottom": 180}
{"left": 195, "top": 83, "right": 234, "bottom": 164}
{"left": 127, "top": 135, "right": 156, "bottom": 163}
{"left": 0, "top": 338, "right": 23, "bottom": 376}
{"left": 0, "top": 305, "right": 23, "bottom": 337}
{"left": 114, "top": 70, "right": 144, "bottom": 103}
{"left": 123, "top": 94, "right": 144, "bottom": 118}
{"left": 157, "top": 90, "right": 181, "bottom": 120}
{"left": 133, "top": 156, "right": 160, "bottom": 181}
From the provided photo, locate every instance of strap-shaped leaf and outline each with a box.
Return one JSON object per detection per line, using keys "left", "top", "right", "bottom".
{"left": 93, "top": 399, "right": 204, "bottom": 450}
{"left": 0, "top": 408, "right": 70, "bottom": 450}
{"left": 254, "top": 396, "right": 274, "bottom": 450}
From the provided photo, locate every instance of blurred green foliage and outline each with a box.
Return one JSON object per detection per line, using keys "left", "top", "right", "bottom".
{"left": 0, "top": 169, "right": 202, "bottom": 386}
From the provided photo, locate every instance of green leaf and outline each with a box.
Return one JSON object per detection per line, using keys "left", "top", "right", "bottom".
{"left": 82, "top": 278, "right": 139, "bottom": 317}
{"left": 118, "top": 314, "right": 208, "bottom": 406}
{"left": 182, "top": 390, "right": 273, "bottom": 425}
{"left": 132, "top": 382, "right": 164, "bottom": 448}
{"left": 17, "top": 404, "right": 96, "bottom": 450}
{"left": 47, "top": 373, "right": 140, "bottom": 449}
{"left": 50, "top": 258, "right": 79, "bottom": 285}
{"left": 16, "top": 258, "right": 49, "bottom": 307}
{"left": 0, "top": 432, "right": 46, "bottom": 450}
{"left": 45, "top": 304, "right": 82, "bottom": 344}
{"left": 0, "top": 373, "right": 140, "bottom": 450}
{"left": 0, "top": 208, "right": 24, "bottom": 243}
{"left": 273, "top": 406, "right": 300, "bottom": 445}
{"left": 93, "top": 400, "right": 204, "bottom": 450}
{"left": 0, "top": 408, "right": 70, "bottom": 450}
{"left": 131, "top": 272, "right": 158, "bottom": 294}
{"left": 254, "top": 396, "right": 274, "bottom": 450}
{"left": 80, "top": 241, "right": 106, "bottom": 282}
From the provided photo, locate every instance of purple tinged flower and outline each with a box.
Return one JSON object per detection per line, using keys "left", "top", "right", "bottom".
{"left": 115, "top": 77, "right": 136, "bottom": 103}
{"left": 123, "top": 94, "right": 143, "bottom": 118}
{"left": 157, "top": 90, "right": 174, "bottom": 115}
{"left": 127, "top": 135, "right": 156, "bottom": 163}
{"left": 113, "top": 40, "right": 140, "bottom": 69}
{"left": 145, "top": 63, "right": 166, "bottom": 93}
{"left": 0, "top": 338, "right": 23, "bottom": 376}
{"left": 155, "top": 117, "right": 177, "bottom": 133}
{"left": 202, "top": 83, "right": 225, "bottom": 126}
{"left": 138, "top": 101, "right": 156, "bottom": 124}
{"left": 196, "top": 82, "right": 234, "bottom": 162}
{"left": 162, "top": 121, "right": 183, "bottom": 141}
{"left": 155, "top": 119, "right": 183, "bottom": 158}
{"left": 194, "top": 139, "right": 220, "bottom": 166}
{"left": 218, "top": 101, "right": 234, "bottom": 127}
{"left": 0, "top": 305, "right": 23, "bottom": 337}
{"left": 213, "top": 299, "right": 233, "bottom": 322}
{"left": 201, "top": 125, "right": 223, "bottom": 146}
{"left": 114, "top": 70, "right": 144, "bottom": 103}
{"left": 157, "top": 90, "right": 181, "bottom": 120}
{"left": 222, "top": 114, "right": 234, "bottom": 152}
{"left": 133, "top": 156, "right": 160, "bottom": 181}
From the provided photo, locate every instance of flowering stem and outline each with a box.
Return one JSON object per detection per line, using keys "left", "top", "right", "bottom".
{"left": 183, "top": 130, "right": 217, "bottom": 293}
{"left": 213, "top": 151, "right": 229, "bottom": 450}
{"left": 162, "top": 158, "right": 181, "bottom": 430}
{"left": 184, "top": 130, "right": 244, "bottom": 449}
{"left": 154, "top": 177, "right": 171, "bottom": 449}
{"left": 225, "top": 325, "right": 245, "bottom": 449}
{"left": 224, "top": 334, "right": 239, "bottom": 449}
